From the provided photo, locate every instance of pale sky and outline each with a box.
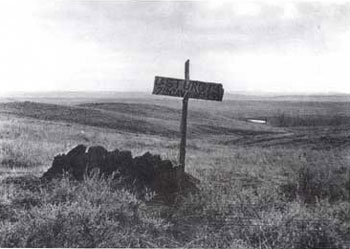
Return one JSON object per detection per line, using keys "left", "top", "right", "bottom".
{"left": 1, "top": 0, "right": 350, "bottom": 95}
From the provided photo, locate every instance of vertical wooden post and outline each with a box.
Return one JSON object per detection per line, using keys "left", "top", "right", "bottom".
{"left": 348, "top": 166, "right": 350, "bottom": 202}
{"left": 179, "top": 59, "right": 190, "bottom": 172}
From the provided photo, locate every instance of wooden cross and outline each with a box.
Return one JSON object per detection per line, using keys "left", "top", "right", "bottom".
{"left": 152, "top": 60, "right": 224, "bottom": 172}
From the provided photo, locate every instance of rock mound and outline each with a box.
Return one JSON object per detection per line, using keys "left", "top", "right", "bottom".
{"left": 42, "top": 145, "right": 199, "bottom": 201}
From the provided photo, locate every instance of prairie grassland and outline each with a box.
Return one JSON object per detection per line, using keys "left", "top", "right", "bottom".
{"left": 0, "top": 99, "right": 349, "bottom": 248}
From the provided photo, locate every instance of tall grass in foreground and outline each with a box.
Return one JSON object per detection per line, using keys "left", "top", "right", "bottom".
{"left": 170, "top": 172, "right": 349, "bottom": 249}
{"left": 0, "top": 169, "right": 349, "bottom": 248}
{"left": 0, "top": 173, "right": 176, "bottom": 248}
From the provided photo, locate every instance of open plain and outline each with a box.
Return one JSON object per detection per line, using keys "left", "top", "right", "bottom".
{"left": 0, "top": 93, "right": 349, "bottom": 248}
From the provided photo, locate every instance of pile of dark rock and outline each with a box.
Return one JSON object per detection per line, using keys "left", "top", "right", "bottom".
{"left": 42, "top": 145, "right": 199, "bottom": 202}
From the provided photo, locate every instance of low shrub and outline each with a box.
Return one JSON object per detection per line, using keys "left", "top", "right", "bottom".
{"left": 280, "top": 151, "right": 350, "bottom": 203}
{"left": 0, "top": 173, "right": 176, "bottom": 248}
{"left": 165, "top": 171, "right": 349, "bottom": 249}
{"left": 0, "top": 159, "right": 348, "bottom": 248}
{"left": 0, "top": 142, "right": 41, "bottom": 168}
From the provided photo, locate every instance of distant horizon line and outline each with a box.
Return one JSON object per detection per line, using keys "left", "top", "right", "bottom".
{"left": 2, "top": 90, "right": 350, "bottom": 96}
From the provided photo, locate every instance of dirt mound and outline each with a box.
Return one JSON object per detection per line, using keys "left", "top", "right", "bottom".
{"left": 42, "top": 145, "right": 199, "bottom": 201}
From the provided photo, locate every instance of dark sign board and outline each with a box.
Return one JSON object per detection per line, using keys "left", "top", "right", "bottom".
{"left": 153, "top": 76, "right": 224, "bottom": 101}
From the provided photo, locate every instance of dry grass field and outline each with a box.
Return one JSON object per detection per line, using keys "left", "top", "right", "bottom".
{"left": 0, "top": 94, "right": 349, "bottom": 248}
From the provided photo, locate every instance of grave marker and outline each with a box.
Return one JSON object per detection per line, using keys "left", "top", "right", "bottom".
{"left": 153, "top": 60, "right": 224, "bottom": 172}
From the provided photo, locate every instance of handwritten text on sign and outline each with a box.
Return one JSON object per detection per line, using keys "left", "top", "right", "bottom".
{"left": 153, "top": 76, "right": 224, "bottom": 101}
